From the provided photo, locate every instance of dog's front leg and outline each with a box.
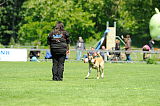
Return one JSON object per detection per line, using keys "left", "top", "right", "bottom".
{"left": 85, "top": 65, "right": 92, "bottom": 79}
{"left": 97, "top": 68, "right": 100, "bottom": 79}
{"left": 101, "top": 68, "right": 104, "bottom": 79}
{"left": 100, "top": 64, "right": 104, "bottom": 79}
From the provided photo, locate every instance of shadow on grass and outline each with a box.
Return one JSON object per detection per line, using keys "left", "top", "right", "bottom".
{"left": 85, "top": 77, "right": 97, "bottom": 80}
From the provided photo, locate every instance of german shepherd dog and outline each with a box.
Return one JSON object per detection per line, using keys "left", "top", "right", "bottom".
{"left": 84, "top": 52, "right": 104, "bottom": 79}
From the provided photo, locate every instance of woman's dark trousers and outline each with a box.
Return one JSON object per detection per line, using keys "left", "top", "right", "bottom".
{"left": 52, "top": 53, "right": 66, "bottom": 81}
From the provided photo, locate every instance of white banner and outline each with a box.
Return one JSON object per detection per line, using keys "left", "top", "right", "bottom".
{"left": 0, "top": 49, "right": 27, "bottom": 62}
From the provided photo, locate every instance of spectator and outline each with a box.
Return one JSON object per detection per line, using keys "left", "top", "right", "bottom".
{"left": 76, "top": 36, "right": 85, "bottom": 60}
{"left": 142, "top": 39, "right": 155, "bottom": 60}
{"left": 29, "top": 47, "right": 40, "bottom": 62}
{"left": 100, "top": 46, "right": 108, "bottom": 62}
{"left": 124, "top": 35, "right": 132, "bottom": 61}
{"left": 83, "top": 47, "right": 95, "bottom": 59}
{"left": 45, "top": 50, "right": 52, "bottom": 59}
{"left": 148, "top": 39, "right": 155, "bottom": 50}
{"left": 115, "top": 39, "right": 121, "bottom": 61}
{"left": 89, "top": 47, "right": 95, "bottom": 56}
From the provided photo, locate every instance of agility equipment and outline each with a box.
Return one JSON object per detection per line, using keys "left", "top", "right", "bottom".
{"left": 95, "top": 22, "right": 116, "bottom": 50}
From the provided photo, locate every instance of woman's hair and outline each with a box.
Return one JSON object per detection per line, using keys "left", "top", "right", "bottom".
{"left": 49, "top": 21, "right": 65, "bottom": 36}
{"left": 55, "top": 21, "right": 64, "bottom": 31}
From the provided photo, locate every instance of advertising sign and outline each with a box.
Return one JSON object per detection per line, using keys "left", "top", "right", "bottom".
{"left": 0, "top": 49, "right": 27, "bottom": 62}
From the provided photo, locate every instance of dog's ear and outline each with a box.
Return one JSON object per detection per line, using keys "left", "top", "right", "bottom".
{"left": 97, "top": 52, "right": 102, "bottom": 58}
{"left": 97, "top": 52, "right": 100, "bottom": 56}
{"left": 87, "top": 52, "right": 89, "bottom": 56}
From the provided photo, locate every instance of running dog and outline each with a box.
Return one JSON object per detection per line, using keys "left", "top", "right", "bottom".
{"left": 84, "top": 52, "right": 104, "bottom": 79}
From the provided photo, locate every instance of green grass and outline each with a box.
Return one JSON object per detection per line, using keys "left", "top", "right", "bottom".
{"left": 0, "top": 62, "right": 160, "bottom": 106}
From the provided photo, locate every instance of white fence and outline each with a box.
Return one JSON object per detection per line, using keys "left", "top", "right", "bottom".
{"left": 27, "top": 49, "right": 160, "bottom": 63}
{"left": 1, "top": 46, "right": 160, "bottom": 62}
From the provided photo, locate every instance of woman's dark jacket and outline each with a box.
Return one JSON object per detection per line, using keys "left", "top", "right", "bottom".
{"left": 47, "top": 29, "right": 70, "bottom": 54}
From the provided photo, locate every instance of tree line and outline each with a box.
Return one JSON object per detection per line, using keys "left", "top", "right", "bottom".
{"left": 0, "top": 0, "right": 160, "bottom": 47}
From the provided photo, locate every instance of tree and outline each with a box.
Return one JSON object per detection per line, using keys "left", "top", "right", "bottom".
{"left": 0, "top": 0, "right": 25, "bottom": 45}
{"left": 1, "top": 0, "right": 160, "bottom": 47}
{"left": 116, "top": 0, "right": 160, "bottom": 46}
{"left": 18, "top": 0, "right": 95, "bottom": 45}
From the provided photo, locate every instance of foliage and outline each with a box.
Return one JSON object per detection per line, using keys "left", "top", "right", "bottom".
{"left": 146, "top": 58, "right": 157, "bottom": 64}
{"left": 0, "top": 0, "right": 25, "bottom": 45}
{"left": 18, "top": 21, "right": 54, "bottom": 45}
{"left": 0, "top": 43, "right": 5, "bottom": 48}
{"left": 0, "top": 0, "right": 160, "bottom": 46}
{"left": 116, "top": 0, "right": 160, "bottom": 46}
{"left": 18, "top": 0, "right": 95, "bottom": 45}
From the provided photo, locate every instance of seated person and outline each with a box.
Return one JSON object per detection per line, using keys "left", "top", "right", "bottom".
{"left": 83, "top": 47, "right": 95, "bottom": 59}
{"left": 142, "top": 39, "right": 155, "bottom": 60}
{"left": 29, "top": 49, "right": 40, "bottom": 61}
{"left": 142, "top": 45, "right": 151, "bottom": 60}
{"left": 89, "top": 47, "right": 95, "bottom": 56}
{"left": 45, "top": 50, "right": 52, "bottom": 59}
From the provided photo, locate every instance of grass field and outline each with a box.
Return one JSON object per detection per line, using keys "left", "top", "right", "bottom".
{"left": 0, "top": 62, "right": 160, "bottom": 106}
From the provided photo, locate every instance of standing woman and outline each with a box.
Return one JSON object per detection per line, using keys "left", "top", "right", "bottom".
{"left": 47, "top": 21, "right": 70, "bottom": 81}
{"left": 124, "top": 35, "right": 132, "bottom": 61}
{"left": 76, "top": 36, "right": 85, "bottom": 60}
{"left": 115, "top": 39, "right": 121, "bottom": 61}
